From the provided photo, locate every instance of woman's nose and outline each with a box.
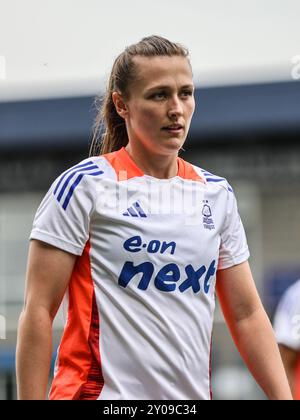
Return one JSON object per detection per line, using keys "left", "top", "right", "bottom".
{"left": 167, "top": 96, "right": 183, "bottom": 118}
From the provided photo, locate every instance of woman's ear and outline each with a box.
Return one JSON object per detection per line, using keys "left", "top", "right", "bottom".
{"left": 112, "top": 91, "right": 128, "bottom": 119}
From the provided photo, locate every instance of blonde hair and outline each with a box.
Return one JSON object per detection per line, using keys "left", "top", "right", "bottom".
{"left": 89, "top": 35, "right": 190, "bottom": 156}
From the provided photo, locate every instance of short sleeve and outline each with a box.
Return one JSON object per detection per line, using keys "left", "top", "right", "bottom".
{"left": 30, "top": 159, "right": 103, "bottom": 255}
{"left": 273, "top": 282, "right": 300, "bottom": 351}
{"left": 218, "top": 188, "right": 250, "bottom": 270}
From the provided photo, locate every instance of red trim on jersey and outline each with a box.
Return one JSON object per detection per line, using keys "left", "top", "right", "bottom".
{"left": 177, "top": 156, "right": 205, "bottom": 182}
{"left": 49, "top": 241, "right": 104, "bottom": 400}
{"left": 78, "top": 293, "right": 104, "bottom": 400}
{"left": 104, "top": 147, "right": 205, "bottom": 182}
{"left": 104, "top": 147, "right": 144, "bottom": 180}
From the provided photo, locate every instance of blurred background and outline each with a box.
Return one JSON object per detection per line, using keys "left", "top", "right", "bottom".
{"left": 1, "top": 0, "right": 300, "bottom": 400}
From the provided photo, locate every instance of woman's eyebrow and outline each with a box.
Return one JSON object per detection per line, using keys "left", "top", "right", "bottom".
{"left": 145, "top": 84, "right": 194, "bottom": 93}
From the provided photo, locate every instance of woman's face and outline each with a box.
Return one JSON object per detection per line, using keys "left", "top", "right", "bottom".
{"left": 114, "top": 55, "right": 195, "bottom": 156}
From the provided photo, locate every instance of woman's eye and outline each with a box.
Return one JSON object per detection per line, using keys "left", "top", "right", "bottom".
{"left": 181, "top": 90, "right": 193, "bottom": 97}
{"left": 151, "top": 90, "right": 193, "bottom": 100}
{"left": 153, "top": 92, "right": 166, "bottom": 99}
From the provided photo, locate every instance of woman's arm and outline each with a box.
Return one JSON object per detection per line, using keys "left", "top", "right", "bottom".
{"left": 216, "top": 261, "right": 293, "bottom": 400}
{"left": 16, "top": 240, "right": 77, "bottom": 400}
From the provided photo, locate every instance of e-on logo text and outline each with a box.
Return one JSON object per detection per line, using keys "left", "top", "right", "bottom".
{"left": 119, "top": 236, "right": 216, "bottom": 294}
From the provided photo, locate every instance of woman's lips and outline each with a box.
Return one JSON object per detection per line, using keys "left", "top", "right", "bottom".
{"left": 162, "top": 127, "right": 183, "bottom": 134}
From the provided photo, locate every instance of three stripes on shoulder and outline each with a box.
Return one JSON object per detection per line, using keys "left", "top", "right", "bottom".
{"left": 53, "top": 161, "right": 103, "bottom": 210}
{"left": 201, "top": 170, "right": 233, "bottom": 193}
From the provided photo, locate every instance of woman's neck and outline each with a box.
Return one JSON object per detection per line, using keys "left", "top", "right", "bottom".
{"left": 125, "top": 143, "right": 179, "bottom": 179}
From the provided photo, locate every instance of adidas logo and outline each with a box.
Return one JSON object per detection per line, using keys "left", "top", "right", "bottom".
{"left": 123, "top": 201, "right": 147, "bottom": 218}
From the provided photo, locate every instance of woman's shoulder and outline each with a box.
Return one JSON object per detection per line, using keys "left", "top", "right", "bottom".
{"left": 57, "top": 155, "right": 117, "bottom": 183}
{"left": 191, "top": 162, "right": 234, "bottom": 194}
{"left": 50, "top": 155, "right": 117, "bottom": 201}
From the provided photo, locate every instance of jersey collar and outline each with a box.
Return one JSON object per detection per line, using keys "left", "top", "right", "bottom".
{"left": 106, "top": 147, "right": 205, "bottom": 183}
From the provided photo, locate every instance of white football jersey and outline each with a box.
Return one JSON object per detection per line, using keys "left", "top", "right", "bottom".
{"left": 273, "top": 279, "right": 300, "bottom": 351}
{"left": 30, "top": 147, "right": 250, "bottom": 400}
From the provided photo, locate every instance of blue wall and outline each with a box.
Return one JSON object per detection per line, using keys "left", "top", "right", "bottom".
{"left": 1, "top": 81, "right": 300, "bottom": 150}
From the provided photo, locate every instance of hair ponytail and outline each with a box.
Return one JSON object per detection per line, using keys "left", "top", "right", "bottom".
{"left": 89, "top": 81, "right": 128, "bottom": 156}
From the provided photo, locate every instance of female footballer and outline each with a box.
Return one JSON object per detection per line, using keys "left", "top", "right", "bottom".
{"left": 16, "top": 35, "right": 292, "bottom": 400}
